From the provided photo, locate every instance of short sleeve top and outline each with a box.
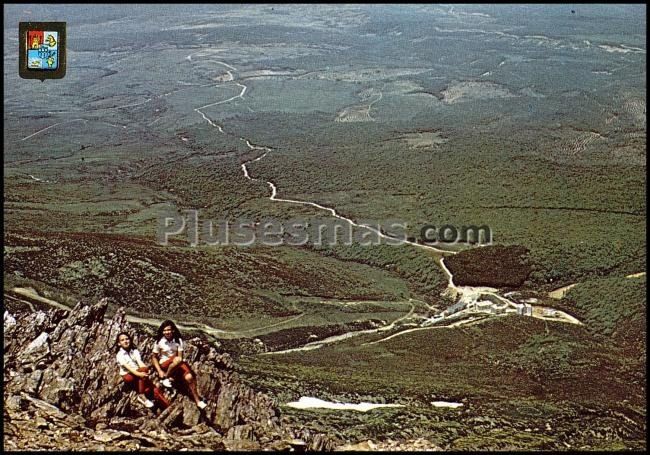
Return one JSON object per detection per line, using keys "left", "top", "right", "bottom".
{"left": 153, "top": 337, "right": 183, "bottom": 364}
{"left": 116, "top": 348, "right": 143, "bottom": 376}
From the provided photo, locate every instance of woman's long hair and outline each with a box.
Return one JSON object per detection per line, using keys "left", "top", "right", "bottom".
{"left": 157, "top": 320, "right": 182, "bottom": 343}
{"left": 115, "top": 331, "right": 137, "bottom": 352}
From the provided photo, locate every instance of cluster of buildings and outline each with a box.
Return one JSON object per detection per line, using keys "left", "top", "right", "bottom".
{"left": 424, "top": 294, "right": 533, "bottom": 325}
{"left": 467, "top": 299, "right": 533, "bottom": 316}
{"left": 421, "top": 290, "right": 579, "bottom": 327}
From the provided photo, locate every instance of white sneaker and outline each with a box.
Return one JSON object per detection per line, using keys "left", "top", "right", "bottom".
{"left": 137, "top": 397, "right": 155, "bottom": 408}
{"left": 197, "top": 400, "right": 208, "bottom": 410}
{"left": 161, "top": 378, "right": 173, "bottom": 388}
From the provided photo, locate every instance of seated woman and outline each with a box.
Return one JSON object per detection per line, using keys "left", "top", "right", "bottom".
{"left": 115, "top": 332, "right": 170, "bottom": 410}
{"left": 151, "top": 320, "right": 207, "bottom": 409}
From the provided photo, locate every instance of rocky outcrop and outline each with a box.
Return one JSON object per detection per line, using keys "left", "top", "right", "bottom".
{"left": 3, "top": 300, "right": 338, "bottom": 450}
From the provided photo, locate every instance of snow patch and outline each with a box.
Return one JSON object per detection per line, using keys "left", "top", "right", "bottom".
{"left": 286, "top": 397, "right": 403, "bottom": 412}
{"left": 431, "top": 401, "right": 463, "bottom": 408}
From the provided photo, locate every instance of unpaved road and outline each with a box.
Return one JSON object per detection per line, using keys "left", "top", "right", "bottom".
{"left": 11, "top": 52, "right": 589, "bottom": 356}
{"left": 7, "top": 287, "right": 309, "bottom": 339}
{"left": 260, "top": 302, "right": 416, "bottom": 355}
{"left": 548, "top": 283, "right": 579, "bottom": 299}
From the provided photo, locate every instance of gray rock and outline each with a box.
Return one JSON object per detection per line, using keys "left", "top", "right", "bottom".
{"left": 226, "top": 424, "right": 254, "bottom": 440}
{"left": 5, "top": 394, "right": 25, "bottom": 411}
{"left": 4, "top": 299, "right": 330, "bottom": 450}
{"left": 93, "top": 429, "right": 130, "bottom": 443}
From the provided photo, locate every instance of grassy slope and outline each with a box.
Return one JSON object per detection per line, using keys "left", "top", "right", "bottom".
{"left": 3, "top": 231, "right": 412, "bottom": 327}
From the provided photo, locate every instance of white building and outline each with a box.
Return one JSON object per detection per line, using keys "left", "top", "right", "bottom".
{"left": 516, "top": 303, "right": 533, "bottom": 316}
{"left": 467, "top": 300, "right": 493, "bottom": 313}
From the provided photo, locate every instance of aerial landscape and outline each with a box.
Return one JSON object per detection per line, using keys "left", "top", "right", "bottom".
{"left": 3, "top": 4, "right": 646, "bottom": 451}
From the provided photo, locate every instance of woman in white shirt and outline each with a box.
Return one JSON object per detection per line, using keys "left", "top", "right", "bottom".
{"left": 151, "top": 320, "right": 207, "bottom": 409}
{"left": 116, "top": 332, "right": 170, "bottom": 410}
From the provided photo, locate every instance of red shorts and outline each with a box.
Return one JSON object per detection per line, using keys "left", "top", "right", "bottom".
{"left": 123, "top": 366, "right": 152, "bottom": 392}
{"left": 123, "top": 367, "right": 170, "bottom": 409}
{"left": 160, "top": 356, "right": 192, "bottom": 380}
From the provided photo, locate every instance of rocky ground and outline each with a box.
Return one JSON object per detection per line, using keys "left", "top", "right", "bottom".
{"left": 335, "top": 438, "right": 442, "bottom": 451}
{"left": 3, "top": 300, "right": 339, "bottom": 451}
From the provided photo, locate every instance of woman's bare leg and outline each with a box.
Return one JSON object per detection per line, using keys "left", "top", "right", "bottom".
{"left": 184, "top": 372, "right": 202, "bottom": 404}
{"left": 164, "top": 357, "right": 183, "bottom": 378}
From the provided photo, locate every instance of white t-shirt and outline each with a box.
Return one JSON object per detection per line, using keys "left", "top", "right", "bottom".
{"left": 116, "top": 348, "right": 144, "bottom": 376}
{"left": 153, "top": 337, "right": 184, "bottom": 364}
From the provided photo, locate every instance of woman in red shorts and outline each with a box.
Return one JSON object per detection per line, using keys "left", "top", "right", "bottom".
{"left": 115, "top": 332, "right": 170, "bottom": 410}
{"left": 151, "top": 320, "right": 207, "bottom": 409}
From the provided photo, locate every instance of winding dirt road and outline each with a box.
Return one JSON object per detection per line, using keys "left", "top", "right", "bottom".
{"left": 7, "top": 286, "right": 307, "bottom": 339}
{"left": 187, "top": 53, "right": 454, "bottom": 256}
{"left": 20, "top": 119, "right": 87, "bottom": 142}
{"left": 10, "top": 50, "right": 586, "bottom": 356}
{"left": 184, "top": 52, "right": 586, "bottom": 352}
{"left": 260, "top": 301, "right": 416, "bottom": 355}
